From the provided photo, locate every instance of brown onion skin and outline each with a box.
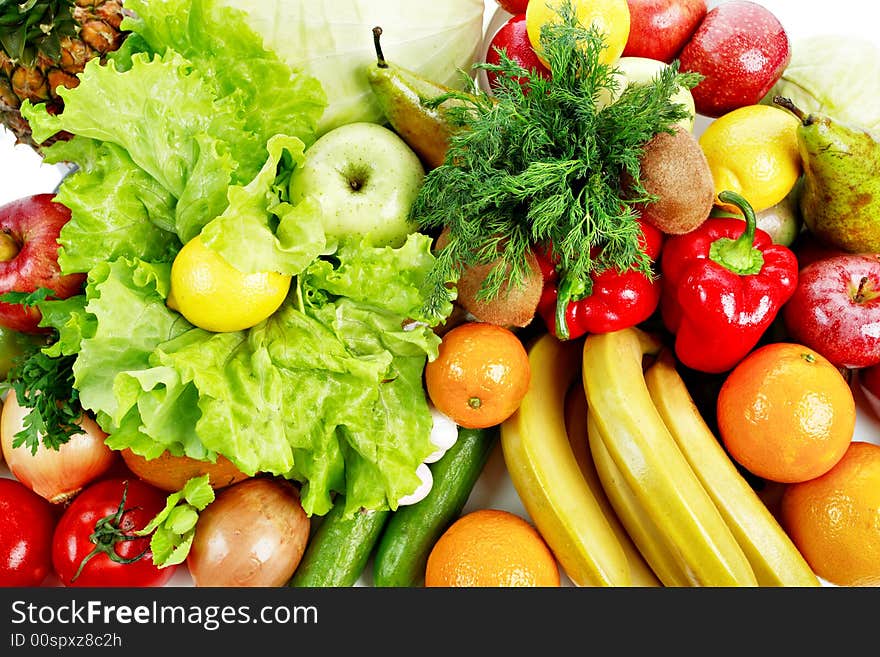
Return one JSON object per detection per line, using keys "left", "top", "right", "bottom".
{"left": 187, "top": 477, "right": 310, "bottom": 587}
{"left": 120, "top": 447, "right": 250, "bottom": 493}
{"left": 0, "top": 389, "right": 116, "bottom": 504}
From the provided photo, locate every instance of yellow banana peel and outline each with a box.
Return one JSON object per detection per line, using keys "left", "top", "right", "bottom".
{"left": 500, "top": 332, "right": 631, "bottom": 587}
{"left": 564, "top": 384, "right": 662, "bottom": 587}
{"left": 644, "top": 349, "right": 820, "bottom": 587}
{"left": 582, "top": 327, "right": 758, "bottom": 587}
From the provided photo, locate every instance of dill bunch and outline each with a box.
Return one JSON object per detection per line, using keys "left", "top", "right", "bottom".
{"left": 410, "top": 0, "right": 702, "bottom": 323}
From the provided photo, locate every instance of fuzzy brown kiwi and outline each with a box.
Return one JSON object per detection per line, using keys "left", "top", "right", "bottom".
{"left": 624, "top": 126, "right": 715, "bottom": 235}
{"left": 434, "top": 227, "right": 543, "bottom": 329}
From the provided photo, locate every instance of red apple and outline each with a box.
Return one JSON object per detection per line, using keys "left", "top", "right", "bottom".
{"left": 0, "top": 194, "right": 86, "bottom": 334}
{"left": 495, "top": 0, "right": 529, "bottom": 14}
{"left": 677, "top": 0, "right": 791, "bottom": 118}
{"left": 622, "top": 0, "right": 707, "bottom": 63}
{"left": 485, "top": 12, "right": 550, "bottom": 92}
{"left": 782, "top": 253, "right": 880, "bottom": 369}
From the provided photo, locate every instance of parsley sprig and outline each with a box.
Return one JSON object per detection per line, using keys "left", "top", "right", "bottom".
{"left": 410, "top": 0, "right": 701, "bottom": 321}
{"left": 6, "top": 348, "right": 81, "bottom": 454}
{"left": 0, "top": 287, "right": 81, "bottom": 453}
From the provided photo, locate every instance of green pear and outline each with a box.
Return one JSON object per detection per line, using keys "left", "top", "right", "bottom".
{"left": 774, "top": 96, "right": 880, "bottom": 253}
{"left": 366, "top": 26, "right": 471, "bottom": 171}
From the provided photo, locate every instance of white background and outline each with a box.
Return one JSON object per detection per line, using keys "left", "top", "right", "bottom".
{"left": 1, "top": 0, "right": 879, "bottom": 588}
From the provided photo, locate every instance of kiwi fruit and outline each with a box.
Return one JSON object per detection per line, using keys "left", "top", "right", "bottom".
{"left": 434, "top": 227, "right": 544, "bottom": 329}
{"left": 624, "top": 126, "right": 715, "bottom": 235}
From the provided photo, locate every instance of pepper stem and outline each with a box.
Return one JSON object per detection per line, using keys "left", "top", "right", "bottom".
{"left": 554, "top": 273, "right": 587, "bottom": 341}
{"left": 708, "top": 190, "right": 764, "bottom": 276}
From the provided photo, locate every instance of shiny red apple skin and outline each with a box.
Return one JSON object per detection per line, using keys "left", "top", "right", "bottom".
{"left": 0, "top": 194, "right": 86, "bottom": 334}
{"left": 677, "top": 0, "right": 790, "bottom": 118}
{"left": 485, "top": 12, "right": 550, "bottom": 92}
{"left": 782, "top": 254, "right": 880, "bottom": 370}
{"left": 495, "top": 0, "right": 529, "bottom": 14}
{"left": 622, "top": 0, "right": 707, "bottom": 63}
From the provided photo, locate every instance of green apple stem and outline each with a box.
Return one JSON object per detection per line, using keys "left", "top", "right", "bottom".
{"left": 0, "top": 231, "right": 20, "bottom": 262}
{"left": 373, "top": 26, "right": 388, "bottom": 69}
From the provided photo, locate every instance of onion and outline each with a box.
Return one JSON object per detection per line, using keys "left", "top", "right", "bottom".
{"left": 187, "top": 477, "right": 310, "bottom": 587}
{"left": 120, "top": 447, "right": 250, "bottom": 493}
{"left": 0, "top": 390, "right": 116, "bottom": 504}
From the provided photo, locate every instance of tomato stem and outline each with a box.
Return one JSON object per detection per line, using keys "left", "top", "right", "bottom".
{"left": 71, "top": 480, "right": 150, "bottom": 583}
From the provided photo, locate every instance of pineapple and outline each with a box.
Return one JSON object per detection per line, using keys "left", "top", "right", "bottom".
{"left": 0, "top": 0, "right": 128, "bottom": 151}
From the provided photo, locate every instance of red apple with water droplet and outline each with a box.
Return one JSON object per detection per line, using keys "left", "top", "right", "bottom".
{"left": 485, "top": 12, "right": 550, "bottom": 92}
{"left": 677, "top": 0, "right": 790, "bottom": 118}
{"left": 622, "top": 0, "right": 707, "bottom": 63}
{"left": 0, "top": 194, "right": 86, "bottom": 334}
{"left": 782, "top": 253, "right": 880, "bottom": 370}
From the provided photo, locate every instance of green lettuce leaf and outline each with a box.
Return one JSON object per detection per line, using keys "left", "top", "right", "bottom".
{"left": 74, "top": 234, "right": 441, "bottom": 517}
{"left": 23, "top": 0, "right": 327, "bottom": 269}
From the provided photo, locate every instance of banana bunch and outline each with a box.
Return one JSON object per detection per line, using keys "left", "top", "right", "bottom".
{"left": 500, "top": 333, "right": 654, "bottom": 586}
{"left": 582, "top": 327, "right": 819, "bottom": 587}
{"left": 502, "top": 326, "right": 819, "bottom": 587}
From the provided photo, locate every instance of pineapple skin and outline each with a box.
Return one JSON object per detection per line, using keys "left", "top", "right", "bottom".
{"left": 0, "top": 0, "right": 128, "bottom": 151}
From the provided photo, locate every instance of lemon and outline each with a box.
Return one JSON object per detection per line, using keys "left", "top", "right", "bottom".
{"left": 168, "top": 235, "right": 291, "bottom": 333}
{"left": 526, "top": 0, "right": 630, "bottom": 68}
{"left": 699, "top": 104, "right": 802, "bottom": 215}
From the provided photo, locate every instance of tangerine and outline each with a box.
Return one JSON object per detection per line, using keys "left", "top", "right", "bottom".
{"left": 780, "top": 441, "right": 880, "bottom": 587}
{"left": 424, "top": 508, "right": 560, "bottom": 587}
{"left": 716, "top": 342, "right": 855, "bottom": 484}
{"left": 424, "top": 322, "right": 530, "bottom": 429}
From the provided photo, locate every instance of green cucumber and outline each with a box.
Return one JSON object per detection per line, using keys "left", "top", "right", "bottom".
{"left": 372, "top": 425, "right": 499, "bottom": 587}
{"left": 289, "top": 498, "right": 390, "bottom": 588}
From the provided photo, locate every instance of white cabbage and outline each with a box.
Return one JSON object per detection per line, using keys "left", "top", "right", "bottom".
{"left": 763, "top": 35, "right": 880, "bottom": 136}
{"left": 219, "top": 0, "right": 486, "bottom": 135}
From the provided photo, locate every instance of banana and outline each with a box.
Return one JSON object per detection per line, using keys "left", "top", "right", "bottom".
{"left": 563, "top": 384, "right": 662, "bottom": 587}
{"left": 644, "top": 349, "right": 821, "bottom": 587}
{"left": 500, "top": 332, "right": 631, "bottom": 586}
{"left": 581, "top": 327, "right": 758, "bottom": 586}
{"left": 586, "top": 409, "right": 692, "bottom": 587}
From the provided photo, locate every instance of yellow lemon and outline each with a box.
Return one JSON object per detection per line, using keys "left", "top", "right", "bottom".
{"left": 526, "top": 0, "right": 630, "bottom": 68}
{"left": 699, "top": 104, "right": 802, "bottom": 215}
{"left": 168, "top": 235, "right": 291, "bottom": 333}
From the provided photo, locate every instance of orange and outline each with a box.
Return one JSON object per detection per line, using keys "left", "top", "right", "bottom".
{"left": 716, "top": 342, "right": 855, "bottom": 484}
{"left": 779, "top": 441, "right": 880, "bottom": 587}
{"left": 424, "top": 322, "right": 530, "bottom": 429}
{"left": 424, "top": 509, "right": 560, "bottom": 587}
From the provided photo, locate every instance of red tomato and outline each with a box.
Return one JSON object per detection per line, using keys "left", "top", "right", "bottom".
{"left": 485, "top": 13, "right": 550, "bottom": 92}
{"left": 52, "top": 478, "right": 176, "bottom": 587}
{"left": 0, "top": 478, "right": 57, "bottom": 586}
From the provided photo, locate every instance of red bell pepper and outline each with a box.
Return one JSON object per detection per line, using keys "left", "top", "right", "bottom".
{"left": 660, "top": 190, "right": 799, "bottom": 374}
{"left": 536, "top": 218, "right": 664, "bottom": 341}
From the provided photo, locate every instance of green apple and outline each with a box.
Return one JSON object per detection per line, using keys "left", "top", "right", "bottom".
{"left": 288, "top": 122, "right": 425, "bottom": 248}
{"left": 599, "top": 56, "right": 696, "bottom": 132}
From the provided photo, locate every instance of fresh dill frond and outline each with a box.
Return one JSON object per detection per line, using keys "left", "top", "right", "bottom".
{"left": 410, "top": 0, "right": 701, "bottom": 322}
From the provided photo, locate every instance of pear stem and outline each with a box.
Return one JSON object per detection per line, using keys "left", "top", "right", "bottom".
{"left": 773, "top": 96, "right": 808, "bottom": 125}
{"left": 372, "top": 26, "right": 388, "bottom": 69}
